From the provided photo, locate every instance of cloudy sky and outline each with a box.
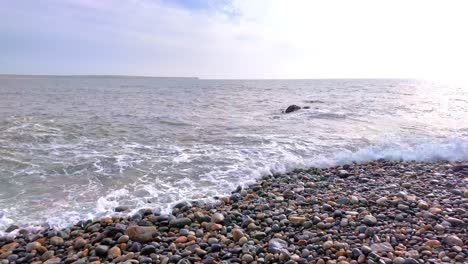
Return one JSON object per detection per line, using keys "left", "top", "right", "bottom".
{"left": 1, "top": 0, "right": 467, "bottom": 80}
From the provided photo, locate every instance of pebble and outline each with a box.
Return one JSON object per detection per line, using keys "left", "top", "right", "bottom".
{"left": 444, "top": 235, "right": 463, "bottom": 247}
{"left": 1, "top": 160, "right": 466, "bottom": 264}
{"left": 362, "top": 215, "right": 377, "bottom": 226}
{"left": 211, "top": 213, "right": 224, "bottom": 223}
{"left": 49, "top": 236, "right": 64, "bottom": 246}
{"left": 370, "top": 242, "right": 394, "bottom": 253}
{"left": 125, "top": 226, "right": 157, "bottom": 242}
{"left": 95, "top": 245, "right": 109, "bottom": 256}
{"left": 232, "top": 229, "right": 244, "bottom": 241}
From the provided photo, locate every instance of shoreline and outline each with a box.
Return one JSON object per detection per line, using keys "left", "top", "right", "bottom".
{"left": 1, "top": 160, "right": 467, "bottom": 263}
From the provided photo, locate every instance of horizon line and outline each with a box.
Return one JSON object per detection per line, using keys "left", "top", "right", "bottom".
{"left": 0, "top": 74, "right": 420, "bottom": 81}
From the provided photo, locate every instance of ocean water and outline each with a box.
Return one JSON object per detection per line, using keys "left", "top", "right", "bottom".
{"left": 0, "top": 76, "right": 467, "bottom": 233}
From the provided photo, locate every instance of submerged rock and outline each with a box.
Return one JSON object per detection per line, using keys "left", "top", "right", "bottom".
{"left": 284, "top": 105, "right": 301, "bottom": 113}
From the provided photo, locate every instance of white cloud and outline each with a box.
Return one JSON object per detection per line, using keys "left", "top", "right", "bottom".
{"left": 1, "top": 0, "right": 468, "bottom": 81}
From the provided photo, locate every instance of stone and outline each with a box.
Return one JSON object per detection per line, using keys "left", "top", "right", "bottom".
{"left": 5, "top": 225, "right": 19, "bottom": 233}
{"left": 140, "top": 245, "right": 156, "bottom": 255}
{"left": 268, "top": 238, "right": 288, "bottom": 253}
{"left": 26, "top": 242, "right": 42, "bottom": 252}
{"left": 175, "top": 236, "right": 188, "bottom": 243}
{"left": 362, "top": 215, "right": 377, "bottom": 226}
{"left": 424, "top": 240, "right": 441, "bottom": 247}
{"left": 452, "top": 164, "right": 468, "bottom": 172}
{"left": 41, "top": 250, "right": 55, "bottom": 261}
{"left": 95, "top": 245, "right": 109, "bottom": 256}
{"left": 50, "top": 236, "right": 64, "bottom": 246}
{"left": 402, "top": 182, "right": 411, "bottom": 188}
{"left": 117, "top": 235, "right": 129, "bottom": 243}
{"left": 351, "top": 248, "right": 363, "bottom": 259}
{"left": 74, "top": 237, "right": 87, "bottom": 249}
{"left": 1, "top": 242, "right": 20, "bottom": 252}
{"left": 338, "top": 170, "right": 350, "bottom": 178}
{"left": 417, "top": 201, "right": 429, "bottom": 210}
{"left": 253, "top": 231, "right": 267, "bottom": 240}
{"left": 108, "top": 246, "right": 121, "bottom": 258}
{"left": 173, "top": 201, "right": 191, "bottom": 209}
{"left": 232, "top": 229, "right": 244, "bottom": 241}
{"left": 125, "top": 226, "right": 157, "bottom": 243}
{"left": 114, "top": 205, "right": 130, "bottom": 212}
{"left": 285, "top": 105, "right": 301, "bottom": 113}
{"left": 376, "top": 197, "right": 387, "bottom": 205}
{"left": 397, "top": 204, "right": 409, "bottom": 211}
{"left": 444, "top": 235, "right": 463, "bottom": 247}
{"left": 211, "top": 213, "right": 224, "bottom": 223}
{"left": 429, "top": 207, "right": 442, "bottom": 214}
{"left": 169, "top": 218, "right": 192, "bottom": 228}
{"left": 288, "top": 215, "right": 306, "bottom": 224}
{"left": 238, "top": 236, "right": 248, "bottom": 245}
{"left": 242, "top": 254, "right": 254, "bottom": 263}
{"left": 370, "top": 242, "right": 394, "bottom": 253}
{"left": 43, "top": 258, "right": 61, "bottom": 264}
{"left": 446, "top": 217, "right": 464, "bottom": 225}
{"left": 323, "top": 241, "right": 333, "bottom": 250}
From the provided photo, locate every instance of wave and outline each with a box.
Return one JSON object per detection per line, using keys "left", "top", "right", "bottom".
{"left": 1, "top": 136, "right": 467, "bottom": 236}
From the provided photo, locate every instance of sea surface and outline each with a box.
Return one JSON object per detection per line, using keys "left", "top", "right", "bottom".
{"left": 0, "top": 76, "right": 467, "bottom": 233}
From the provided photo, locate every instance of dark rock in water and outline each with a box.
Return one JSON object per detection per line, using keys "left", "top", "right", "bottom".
{"left": 302, "top": 106, "right": 311, "bottom": 109}
{"left": 232, "top": 185, "right": 242, "bottom": 193}
{"left": 304, "top": 100, "right": 324, "bottom": 104}
{"left": 230, "top": 193, "right": 241, "bottom": 202}
{"left": 284, "top": 105, "right": 301, "bottom": 113}
{"left": 452, "top": 164, "right": 468, "bottom": 172}
{"left": 5, "top": 225, "right": 19, "bottom": 233}
{"left": 114, "top": 205, "right": 130, "bottom": 212}
{"left": 173, "top": 201, "right": 191, "bottom": 209}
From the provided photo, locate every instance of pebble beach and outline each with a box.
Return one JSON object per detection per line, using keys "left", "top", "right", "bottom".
{"left": 1, "top": 160, "right": 467, "bottom": 264}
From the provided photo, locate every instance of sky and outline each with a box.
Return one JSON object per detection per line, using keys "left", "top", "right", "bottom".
{"left": 1, "top": 0, "right": 468, "bottom": 80}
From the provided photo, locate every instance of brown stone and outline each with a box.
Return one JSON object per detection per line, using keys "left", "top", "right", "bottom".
{"left": 418, "top": 201, "right": 429, "bottom": 210}
{"left": 175, "top": 236, "right": 188, "bottom": 243}
{"left": 288, "top": 215, "right": 307, "bottom": 224}
{"left": 100, "top": 217, "right": 113, "bottom": 226}
{"left": 108, "top": 246, "right": 121, "bottom": 258}
{"left": 232, "top": 229, "right": 244, "bottom": 241}
{"left": 425, "top": 240, "right": 441, "bottom": 247}
{"left": 74, "top": 237, "right": 87, "bottom": 249}
{"left": 211, "top": 223, "right": 223, "bottom": 231}
{"left": 429, "top": 207, "right": 442, "bottom": 214}
{"left": 125, "top": 225, "right": 157, "bottom": 243}
{"left": 1, "top": 242, "right": 20, "bottom": 253}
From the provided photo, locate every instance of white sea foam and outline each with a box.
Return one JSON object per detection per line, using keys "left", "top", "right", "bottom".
{"left": 1, "top": 78, "right": 467, "bottom": 236}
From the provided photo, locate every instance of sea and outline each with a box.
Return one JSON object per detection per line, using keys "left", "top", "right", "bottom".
{"left": 0, "top": 76, "right": 467, "bottom": 234}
